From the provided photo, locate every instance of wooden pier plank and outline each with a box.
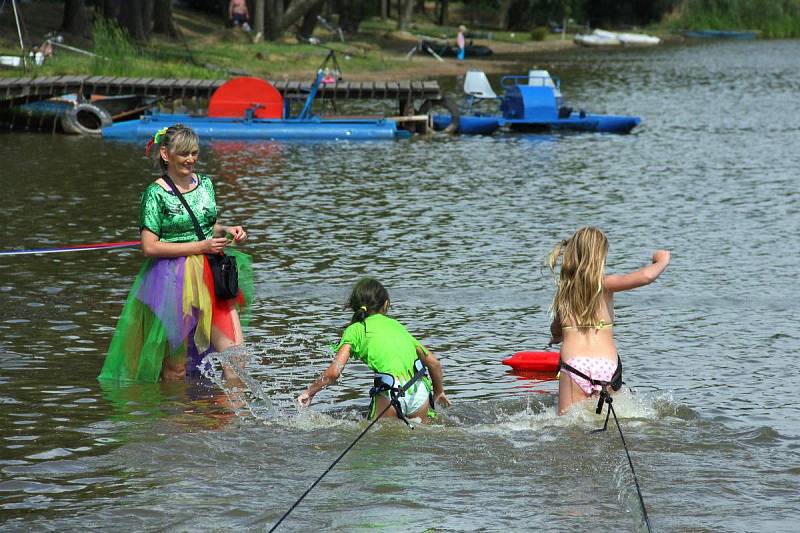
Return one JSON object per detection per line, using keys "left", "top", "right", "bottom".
{"left": 0, "top": 76, "right": 440, "bottom": 104}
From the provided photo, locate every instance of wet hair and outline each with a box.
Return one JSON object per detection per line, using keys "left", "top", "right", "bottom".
{"left": 152, "top": 124, "right": 200, "bottom": 172}
{"left": 546, "top": 226, "right": 609, "bottom": 326}
{"left": 345, "top": 277, "right": 389, "bottom": 332}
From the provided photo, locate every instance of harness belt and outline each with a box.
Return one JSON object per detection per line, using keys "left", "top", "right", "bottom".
{"left": 558, "top": 356, "right": 623, "bottom": 425}
{"left": 368, "top": 359, "right": 431, "bottom": 427}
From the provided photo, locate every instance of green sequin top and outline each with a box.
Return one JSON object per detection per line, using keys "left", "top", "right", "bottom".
{"left": 139, "top": 174, "right": 217, "bottom": 243}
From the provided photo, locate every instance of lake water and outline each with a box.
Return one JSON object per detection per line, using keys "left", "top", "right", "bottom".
{"left": 1, "top": 39, "right": 799, "bottom": 532}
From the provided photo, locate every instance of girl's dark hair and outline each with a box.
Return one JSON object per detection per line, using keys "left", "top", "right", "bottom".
{"left": 346, "top": 277, "right": 389, "bottom": 332}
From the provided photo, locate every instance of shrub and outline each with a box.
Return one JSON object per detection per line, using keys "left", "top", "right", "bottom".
{"left": 531, "top": 26, "right": 548, "bottom": 41}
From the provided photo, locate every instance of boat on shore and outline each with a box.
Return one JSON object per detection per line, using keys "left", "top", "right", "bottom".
{"left": 574, "top": 28, "right": 661, "bottom": 47}
{"left": 432, "top": 69, "right": 640, "bottom": 135}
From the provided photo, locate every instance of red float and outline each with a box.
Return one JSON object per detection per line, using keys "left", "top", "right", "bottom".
{"left": 208, "top": 77, "right": 283, "bottom": 119}
{"left": 502, "top": 351, "right": 560, "bottom": 372}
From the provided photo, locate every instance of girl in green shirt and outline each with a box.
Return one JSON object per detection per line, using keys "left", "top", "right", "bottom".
{"left": 297, "top": 278, "right": 450, "bottom": 421}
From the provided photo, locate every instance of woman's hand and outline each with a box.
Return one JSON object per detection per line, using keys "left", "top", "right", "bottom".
{"left": 434, "top": 392, "right": 451, "bottom": 407}
{"left": 297, "top": 391, "right": 313, "bottom": 408}
{"left": 226, "top": 225, "right": 247, "bottom": 243}
{"left": 652, "top": 249, "right": 671, "bottom": 264}
{"left": 200, "top": 237, "right": 229, "bottom": 254}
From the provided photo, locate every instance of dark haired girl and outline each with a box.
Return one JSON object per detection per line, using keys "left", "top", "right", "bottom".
{"left": 298, "top": 278, "right": 450, "bottom": 421}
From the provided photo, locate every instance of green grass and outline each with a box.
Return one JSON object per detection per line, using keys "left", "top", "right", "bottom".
{"left": 670, "top": 0, "right": 800, "bottom": 37}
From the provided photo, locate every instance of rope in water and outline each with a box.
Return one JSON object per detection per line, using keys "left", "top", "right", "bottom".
{"left": 268, "top": 368, "right": 425, "bottom": 532}
{"left": 594, "top": 392, "right": 652, "bottom": 532}
{"left": 0, "top": 241, "right": 140, "bottom": 256}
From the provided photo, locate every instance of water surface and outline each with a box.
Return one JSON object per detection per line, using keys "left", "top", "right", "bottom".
{"left": 1, "top": 40, "right": 799, "bottom": 531}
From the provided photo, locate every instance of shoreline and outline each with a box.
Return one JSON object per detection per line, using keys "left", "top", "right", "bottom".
{"left": 302, "top": 39, "right": 578, "bottom": 82}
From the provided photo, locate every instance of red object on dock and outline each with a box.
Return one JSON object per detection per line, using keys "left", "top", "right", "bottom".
{"left": 208, "top": 77, "right": 283, "bottom": 119}
{"left": 502, "top": 351, "right": 560, "bottom": 372}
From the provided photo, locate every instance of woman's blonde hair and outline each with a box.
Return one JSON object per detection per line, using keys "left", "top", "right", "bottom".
{"left": 152, "top": 124, "right": 199, "bottom": 172}
{"left": 547, "top": 226, "right": 609, "bottom": 326}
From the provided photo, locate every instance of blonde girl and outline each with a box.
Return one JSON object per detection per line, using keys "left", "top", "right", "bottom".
{"left": 547, "top": 227, "right": 670, "bottom": 415}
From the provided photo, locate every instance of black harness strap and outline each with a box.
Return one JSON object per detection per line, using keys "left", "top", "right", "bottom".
{"left": 558, "top": 357, "right": 623, "bottom": 417}
{"left": 369, "top": 360, "right": 429, "bottom": 427}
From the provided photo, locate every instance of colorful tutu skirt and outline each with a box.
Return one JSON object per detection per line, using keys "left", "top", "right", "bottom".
{"left": 98, "top": 249, "right": 253, "bottom": 383}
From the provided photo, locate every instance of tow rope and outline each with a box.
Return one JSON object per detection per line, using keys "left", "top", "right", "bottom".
{"left": 0, "top": 240, "right": 140, "bottom": 256}
{"left": 593, "top": 386, "right": 652, "bottom": 532}
{"left": 269, "top": 364, "right": 427, "bottom": 532}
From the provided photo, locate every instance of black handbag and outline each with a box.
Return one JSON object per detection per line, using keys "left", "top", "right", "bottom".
{"left": 162, "top": 175, "right": 239, "bottom": 300}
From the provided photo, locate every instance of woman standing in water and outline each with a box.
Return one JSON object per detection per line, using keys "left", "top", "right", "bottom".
{"left": 547, "top": 227, "right": 670, "bottom": 415}
{"left": 98, "top": 124, "right": 253, "bottom": 384}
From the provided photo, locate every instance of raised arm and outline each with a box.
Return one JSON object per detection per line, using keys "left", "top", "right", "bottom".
{"left": 297, "top": 344, "right": 351, "bottom": 407}
{"left": 416, "top": 345, "right": 451, "bottom": 407}
{"left": 605, "top": 250, "right": 671, "bottom": 293}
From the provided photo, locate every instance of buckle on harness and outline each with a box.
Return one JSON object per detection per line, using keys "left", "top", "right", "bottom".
{"left": 591, "top": 386, "right": 613, "bottom": 434}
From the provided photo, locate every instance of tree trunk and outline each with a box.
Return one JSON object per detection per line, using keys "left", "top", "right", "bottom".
{"left": 497, "top": 0, "right": 513, "bottom": 30}
{"left": 396, "top": 0, "right": 414, "bottom": 30}
{"left": 265, "top": 0, "right": 284, "bottom": 40}
{"left": 381, "top": 0, "right": 388, "bottom": 20}
{"left": 339, "top": 0, "right": 367, "bottom": 33}
{"left": 437, "top": 0, "right": 448, "bottom": 25}
{"left": 62, "top": 0, "right": 89, "bottom": 35}
{"left": 97, "top": 0, "right": 119, "bottom": 19}
{"left": 118, "top": 0, "right": 147, "bottom": 41}
{"left": 254, "top": 0, "right": 265, "bottom": 37}
{"left": 298, "top": 0, "right": 324, "bottom": 38}
{"left": 152, "top": 0, "right": 178, "bottom": 37}
{"left": 264, "top": 0, "right": 325, "bottom": 40}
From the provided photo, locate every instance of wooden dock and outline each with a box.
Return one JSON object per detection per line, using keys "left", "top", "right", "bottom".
{"left": 0, "top": 75, "right": 442, "bottom": 109}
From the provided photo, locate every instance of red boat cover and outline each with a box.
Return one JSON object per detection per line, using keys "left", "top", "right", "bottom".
{"left": 208, "top": 77, "right": 283, "bottom": 119}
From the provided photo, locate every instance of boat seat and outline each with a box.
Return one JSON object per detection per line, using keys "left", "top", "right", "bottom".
{"left": 528, "top": 69, "right": 562, "bottom": 98}
{"left": 463, "top": 70, "right": 498, "bottom": 99}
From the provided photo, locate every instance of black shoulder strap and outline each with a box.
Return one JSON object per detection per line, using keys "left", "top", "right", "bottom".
{"left": 161, "top": 174, "right": 205, "bottom": 242}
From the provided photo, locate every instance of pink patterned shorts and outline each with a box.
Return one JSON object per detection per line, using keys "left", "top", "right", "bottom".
{"left": 561, "top": 357, "right": 619, "bottom": 395}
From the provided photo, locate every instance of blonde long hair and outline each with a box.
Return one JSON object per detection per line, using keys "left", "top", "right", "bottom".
{"left": 150, "top": 124, "right": 199, "bottom": 172}
{"left": 547, "top": 226, "right": 609, "bottom": 325}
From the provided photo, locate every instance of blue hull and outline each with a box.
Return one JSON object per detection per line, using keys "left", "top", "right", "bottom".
{"left": 102, "top": 113, "right": 410, "bottom": 141}
{"left": 684, "top": 30, "right": 759, "bottom": 40}
{"left": 503, "top": 112, "right": 640, "bottom": 134}
{"left": 434, "top": 112, "right": 639, "bottom": 135}
{"left": 432, "top": 114, "right": 500, "bottom": 135}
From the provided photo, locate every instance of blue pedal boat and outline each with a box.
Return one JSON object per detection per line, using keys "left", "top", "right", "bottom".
{"left": 103, "top": 54, "right": 410, "bottom": 142}
{"left": 433, "top": 70, "right": 640, "bottom": 135}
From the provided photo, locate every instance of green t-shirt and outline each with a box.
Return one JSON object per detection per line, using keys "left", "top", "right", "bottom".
{"left": 139, "top": 174, "right": 217, "bottom": 243}
{"left": 337, "top": 314, "right": 423, "bottom": 379}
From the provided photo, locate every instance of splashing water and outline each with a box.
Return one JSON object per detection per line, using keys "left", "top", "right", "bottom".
{"left": 198, "top": 344, "right": 276, "bottom": 419}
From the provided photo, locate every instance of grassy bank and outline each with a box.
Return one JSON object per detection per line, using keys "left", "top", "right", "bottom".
{"left": 669, "top": 0, "right": 800, "bottom": 37}
{"left": 0, "top": 3, "right": 573, "bottom": 82}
